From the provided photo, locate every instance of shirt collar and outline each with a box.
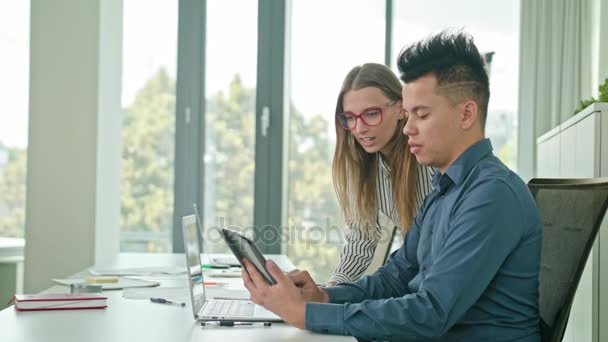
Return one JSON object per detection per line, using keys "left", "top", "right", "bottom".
{"left": 431, "top": 138, "right": 494, "bottom": 193}
{"left": 378, "top": 153, "right": 390, "bottom": 173}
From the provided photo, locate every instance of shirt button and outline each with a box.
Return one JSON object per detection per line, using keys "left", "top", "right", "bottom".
{"left": 421, "top": 265, "right": 427, "bottom": 272}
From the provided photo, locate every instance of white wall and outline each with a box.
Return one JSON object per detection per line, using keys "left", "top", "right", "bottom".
{"left": 24, "top": 0, "right": 122, "bottom": 293}
{"left": 518, "top": 0, "right": 608, "bottom": 181}
{"left": 591, "top": 0, "right": 608, "bottom": 90}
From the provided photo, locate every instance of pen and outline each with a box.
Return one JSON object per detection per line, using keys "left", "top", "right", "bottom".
{"left": 192, "top": 276, "right": 227, "bottom": 286}
{"left": 203, "top": 281, "right": 228, "bottom": 286}
{"left": 202, "top": 321, "right": 272, "bottom": 327}
{"left": 207, "top": 270, "right": 242, "bottom": 278}
{"left": 150, "top": 297, "right": 186, "bottom": 307}
{"left": 202, "top": 264, "right": 230, "bottom": 269}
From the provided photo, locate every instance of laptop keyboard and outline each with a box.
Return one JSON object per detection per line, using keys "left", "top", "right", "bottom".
{"left": 205, "top": 300, "right": 255, "bottom": 317}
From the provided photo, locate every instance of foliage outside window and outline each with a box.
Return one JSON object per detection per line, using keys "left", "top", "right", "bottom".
{"left": 0, "top": 145, "right": 26, "bottom": 238}
{"left": 119, "top": 69, "right": 341, "bottom": 279}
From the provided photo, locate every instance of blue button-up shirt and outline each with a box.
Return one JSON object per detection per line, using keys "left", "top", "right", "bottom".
{"left": 306, "top": 139, "right": 542, "bottom": 341}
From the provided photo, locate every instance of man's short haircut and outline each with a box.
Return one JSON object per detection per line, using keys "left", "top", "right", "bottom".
{"left": 397, "top": 30, "right": 490, "bottom": 130}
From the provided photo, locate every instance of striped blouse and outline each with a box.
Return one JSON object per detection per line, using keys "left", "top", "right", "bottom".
{"left": 330, "top": 155, "right": 434, "bottom": 284}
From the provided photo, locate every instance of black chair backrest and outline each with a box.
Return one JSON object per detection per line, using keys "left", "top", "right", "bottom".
{"left": 528, "top": 178, "right": 608, "bottom": 342}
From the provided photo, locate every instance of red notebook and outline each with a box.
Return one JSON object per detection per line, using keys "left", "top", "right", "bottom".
{"left": 13, "top": 293, "right": 108, "bottom": 311}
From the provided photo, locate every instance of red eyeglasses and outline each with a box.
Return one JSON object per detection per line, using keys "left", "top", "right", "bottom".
{"left": 336, "top": 100, "right": 397, "bottom": 130}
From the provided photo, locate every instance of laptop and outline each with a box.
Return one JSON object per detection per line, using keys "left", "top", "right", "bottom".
{"left": 182, "top": 214, "right": 281, "bottom": 322}
{"left": 192, "top": 203, "right": 240, "bottom": 267}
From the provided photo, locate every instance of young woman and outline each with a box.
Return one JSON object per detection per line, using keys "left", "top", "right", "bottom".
{"left": 328, "top": 63, "right": 434, "bottom": 285}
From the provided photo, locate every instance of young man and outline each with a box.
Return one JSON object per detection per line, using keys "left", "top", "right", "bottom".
{"left": 241, "top": 31, "right": 542, "bottom": 341}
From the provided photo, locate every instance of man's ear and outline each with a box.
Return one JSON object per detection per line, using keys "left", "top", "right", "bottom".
{"left": 461, "top": 101, "right": 478, "bottom": 130}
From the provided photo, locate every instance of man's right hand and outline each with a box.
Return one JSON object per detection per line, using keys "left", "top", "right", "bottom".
{"left": 286, "top": 270, "right": 329, "bottom": 303}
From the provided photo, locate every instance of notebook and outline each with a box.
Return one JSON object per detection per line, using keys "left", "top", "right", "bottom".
{"left": 182, "top": 214, "right": 281, "bottom": 322}
{"left": 13, "top": 293, "right": 107, "bottom": 311}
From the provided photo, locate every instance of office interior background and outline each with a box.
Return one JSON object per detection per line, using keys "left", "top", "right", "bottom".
{"left": 0, "top": 0, "right": 607, "bottom": 340}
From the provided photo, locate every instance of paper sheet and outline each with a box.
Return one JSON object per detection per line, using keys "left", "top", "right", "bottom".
{"left": 89, "top": 266, "right": 185, "bottom": 276}
{"left": 122, "top": 286, "right": 250, "bottom": 303}
{"left": 52, "top": 277, "right": 160, "bottom": 290}
{"left": 122, "top": 287, "right": 188, "bottom": 301}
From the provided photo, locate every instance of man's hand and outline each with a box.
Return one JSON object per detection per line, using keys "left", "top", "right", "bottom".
{"left": 286, "top": 270, "right": 329, "bottom": 303}
{"left": 242, "top": 259, "right": 307, "bottom": 329}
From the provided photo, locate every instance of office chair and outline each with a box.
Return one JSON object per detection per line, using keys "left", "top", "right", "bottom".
{"left": 528, "top": 178, "right": 608, "bottom": 342}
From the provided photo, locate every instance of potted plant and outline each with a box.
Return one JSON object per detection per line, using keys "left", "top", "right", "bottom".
{"left": 574, "top": 78, "right": 608, "bottom": 115}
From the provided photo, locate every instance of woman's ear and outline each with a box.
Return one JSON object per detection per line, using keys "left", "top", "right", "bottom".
{"left": 397, "top": 100, "right": 406, "bottom": 119}
{"left": 398, "top": 108, "right": 406, "bottom": 120}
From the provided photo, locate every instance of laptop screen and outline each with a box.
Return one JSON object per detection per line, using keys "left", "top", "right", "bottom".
{"left": 182, "top": 214, "right": 206, "bottom": 318}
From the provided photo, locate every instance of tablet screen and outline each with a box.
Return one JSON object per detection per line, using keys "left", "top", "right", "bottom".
{"left": 220, "top": 229, "right": 277, "bottom": 285}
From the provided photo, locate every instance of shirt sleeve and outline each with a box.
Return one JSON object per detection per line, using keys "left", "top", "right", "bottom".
{"left": 329, "top": 216, "right": 381, "bottom": 284}
{"left": 306, "top": 209, "right": 423, "bottom": 334}
{"left": 306, "top": 179, "right": 529, "bottom": 341}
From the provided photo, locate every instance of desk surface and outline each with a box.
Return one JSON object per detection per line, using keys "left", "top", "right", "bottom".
{"left": 0, "top": 253, "right": 353, "bottom": 342}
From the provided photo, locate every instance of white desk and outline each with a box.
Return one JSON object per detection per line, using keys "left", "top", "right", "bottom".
{"left": 0, "top": 253, "right": 354, "bottom": 342}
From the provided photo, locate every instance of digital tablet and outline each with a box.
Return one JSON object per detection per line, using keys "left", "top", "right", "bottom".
{"left": 220, "top": 228, "right": 277, "bottom": 285}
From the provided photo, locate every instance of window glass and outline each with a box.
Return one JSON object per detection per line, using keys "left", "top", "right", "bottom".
{"left": 202, "top": 0, "right": 258, "bottom": 254}
{"left": 286, "top": 0, "right": 385, "bottom": 281}
{"left": 0, "top": 1, "right": 30, "bottom": 239}
{"left": 392, "top": 0, "right": 520, "bottom": 169}
{"left": 120, "top": 0, "right": 178, "bottom": 252}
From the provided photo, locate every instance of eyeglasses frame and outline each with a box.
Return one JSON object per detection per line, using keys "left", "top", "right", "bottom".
{"left": 336, "top": 99, "right": 399, "bottom": 131}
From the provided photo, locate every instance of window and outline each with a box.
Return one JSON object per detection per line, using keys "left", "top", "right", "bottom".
{"left": 120, "top": 1, "right": 178, "bottom": 252}
{"left": 0, "top": 1, "right": 29, "bottom": 239}
{"left": 201, "top": 0, "right": 258, "bottom": 254}
{"left": 392, "top": 0, "right": 520, "bottom": 170}
{"left": 117, "top": 1, "right": 520, "bottom": 262}
{"left": 285, "top": 0, "right": 386, "bottom": 281}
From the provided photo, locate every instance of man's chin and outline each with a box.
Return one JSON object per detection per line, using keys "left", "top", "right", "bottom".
{"left": 414, "top": 155, "right": 430, "bottom": 166}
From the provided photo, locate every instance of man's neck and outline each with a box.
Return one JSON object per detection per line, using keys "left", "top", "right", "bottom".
{"left": 437, "top": 136, "right": 485, "bottom": 174}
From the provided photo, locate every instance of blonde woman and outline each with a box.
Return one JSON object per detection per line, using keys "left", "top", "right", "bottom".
{"left": 329, "top": 63, "right": 433, "bottom": 285}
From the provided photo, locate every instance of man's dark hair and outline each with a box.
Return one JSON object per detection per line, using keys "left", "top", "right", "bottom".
{"left": 397, "top": 31, "right": 490, "bottom": 130}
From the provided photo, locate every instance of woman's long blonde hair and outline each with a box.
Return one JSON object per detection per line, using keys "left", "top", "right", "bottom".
{"left": 333, "top": 63, "right": 418, "bottom": 235}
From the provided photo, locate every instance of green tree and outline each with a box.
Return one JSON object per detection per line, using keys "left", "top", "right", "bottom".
{"left": 497, "top": 134, "right": 517, "bottom": 170}
{"left": 0, "top": 143, "right": 27, "bottom": 238}
{"left": 285, "top": 110, "right": 343, "bottom": 281}
{"left": 203, "top": 75, "right": 256, "bottom": 235}
{"left": 122, "top": 70, "right": 342, "bottom": 280}
{"left": 201, "top": 76, "right": 342, "bottom": 280}
{"left": 120, "top": 67, "right": 175, "bottom": 252}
